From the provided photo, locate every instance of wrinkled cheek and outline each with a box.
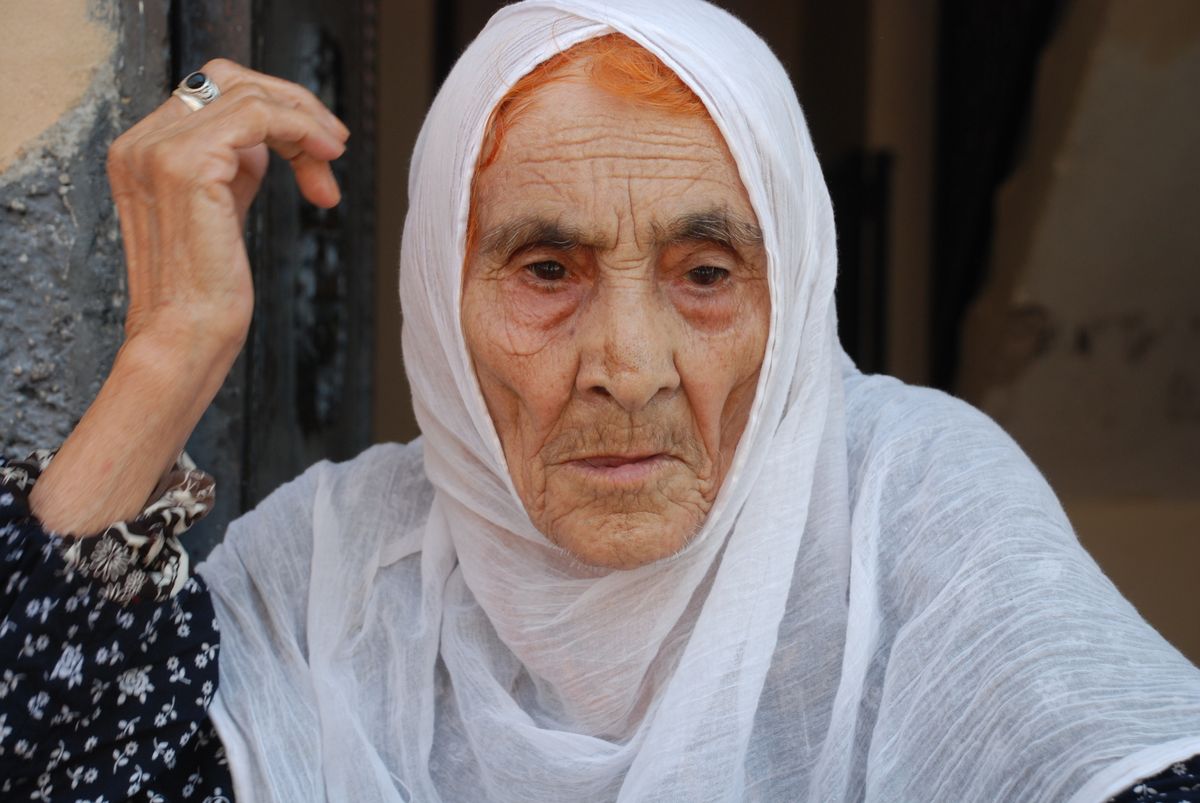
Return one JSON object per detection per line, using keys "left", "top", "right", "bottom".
{"left": 482, "top": 341, "right": 577, "bottom": 414}
{"left": 478, "top": 344, "right": 578, "bottom": 497}
{"left": 676, "top": 326, "right": 765, "bottom": 475}
{"left": 675, "top": 342, "right": 740, "bottom": 431}
{"left": 498, "top": 287, "right": 577, "bottom": 353}
{"left": 467, "top": 295, "right": 572, "bottom": 392}
{"left": 497, "top": 316, "right": 561, "bottom": 360}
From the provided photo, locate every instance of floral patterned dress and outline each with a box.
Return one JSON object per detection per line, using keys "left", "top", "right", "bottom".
{"left": 1, "top": 453, "right": 232, "bottom": 802}
{"left": 0, "top": 451, "right": 1195, "bottom": 802}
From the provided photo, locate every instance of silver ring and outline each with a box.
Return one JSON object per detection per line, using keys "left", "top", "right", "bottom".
{"left": 172, "top": 71, "right": 220, "bottom": 112}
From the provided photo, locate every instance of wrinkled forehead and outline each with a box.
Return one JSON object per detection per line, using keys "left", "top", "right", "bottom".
{"left": 469, "top": 73, "right": 760, "bottom": 256}
{"left": 436, "top": 1, "right": 804, "bottom": 345}
{"left": 463, "top": 19, "right": 772, "bottom": 228}
{"left": 413, "top": 0, "right": 812, "bottom": 261}
{"left": 406, "top": 0, "right": 825, "bottom": 321}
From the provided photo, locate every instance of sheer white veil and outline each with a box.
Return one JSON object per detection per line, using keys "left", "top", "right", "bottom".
{"left": 201, "top": 1, "right": 1200, "bottom": 801}
{"left": 401, "top": 0, "right": 849, "bottom": 792}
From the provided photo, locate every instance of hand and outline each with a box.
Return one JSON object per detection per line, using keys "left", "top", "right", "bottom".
{"left": 30, "top": 60, "right": 349, "bottom": 536}
{"left": 108, "top": 58, "right": 349, "bottom": 347}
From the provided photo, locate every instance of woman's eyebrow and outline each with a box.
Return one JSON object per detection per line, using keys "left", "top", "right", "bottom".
{"left": 478, "top": 209, "right": 763, "bottom": 258}
{"left": 479, "top": 217, "right": 600, "bottom": 258}
{"left": 652, "top": 209, "right": 764, "bottom": 250}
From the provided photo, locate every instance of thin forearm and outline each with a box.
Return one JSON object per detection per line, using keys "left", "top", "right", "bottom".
{"left": 26, "top": 60, "right": 344, "bottom": 536}
{"left": 29, "top": 329, "right": 240, "bottom": 535}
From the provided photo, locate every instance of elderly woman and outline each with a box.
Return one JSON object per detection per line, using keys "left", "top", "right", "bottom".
{"left": 2, "top": 1, "right": 1199, "bottom": 801}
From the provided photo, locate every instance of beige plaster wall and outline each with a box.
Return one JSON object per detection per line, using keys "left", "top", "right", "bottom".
{"left": 0, "top": 0, "right": 115, "bottom": 175}
{"left": 960, "top": 0, "right": 1200, "bottom": 662}
{"left": 1, "top": 0, "right": 170, "bottom": 459}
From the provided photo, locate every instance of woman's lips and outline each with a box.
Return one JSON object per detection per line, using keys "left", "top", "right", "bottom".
{"left": 569, "top": 453, "right": 672, "bottom": 484}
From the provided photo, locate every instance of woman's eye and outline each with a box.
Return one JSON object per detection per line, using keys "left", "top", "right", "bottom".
{"left": 525, "top": 261, "right": 567, "bottom": 282}
{"left": 686, "top": 265, "right": 729, "bottom": 287}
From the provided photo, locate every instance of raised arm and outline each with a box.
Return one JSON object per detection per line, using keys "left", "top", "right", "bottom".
{"left": 28, "top": 59, "right": 349, "bottom": 536}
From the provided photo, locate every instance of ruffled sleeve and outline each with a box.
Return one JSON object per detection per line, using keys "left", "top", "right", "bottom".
{"left": 0, "top": 451, "right": 235, "bottom": 801}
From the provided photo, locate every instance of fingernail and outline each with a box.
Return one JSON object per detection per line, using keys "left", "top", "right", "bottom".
{"left": 327, "top": 111, "right": 350, "bottom": 139}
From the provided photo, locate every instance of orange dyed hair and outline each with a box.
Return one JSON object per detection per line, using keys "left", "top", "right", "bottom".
{"left": 466, "top": 33, "right": 710, "bottom": 255}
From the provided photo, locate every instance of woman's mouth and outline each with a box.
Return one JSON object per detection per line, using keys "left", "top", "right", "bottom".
{"left": 570, "top": 453, "right": 673, "bottom": 484}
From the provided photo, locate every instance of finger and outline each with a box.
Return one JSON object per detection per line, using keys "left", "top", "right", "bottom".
{"left": 197, "top": 58, "right": 350, "bottom": 141}
{"left": 230, "top": 144, "right": 270, "bottom": 220}
{"left": 127, "top": 83, "right": 345, "bottom": 212}
{"left": 169, "top": 87, "right": 345, "bottom": 207}
{"left": 242, "top": 74, "right": 350, "bottom": 142}
{"left": 117, "top": 60, "right": 350, "bottom": 163}
{"left": 290, "top": 157, "right": 341, "bottom": 208}
{"left": 195, "top": 84, "right": 347, "bottom": 163}
{"left": 114, "top": 86, "right": 196, "bottom": 147}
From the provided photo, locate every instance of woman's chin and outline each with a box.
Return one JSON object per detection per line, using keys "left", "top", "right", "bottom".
{"left": 527, "top": 462, "right": 713, "bottom": 569}
{"left": 539, "top": 500, "right": 707, "bottom": 570}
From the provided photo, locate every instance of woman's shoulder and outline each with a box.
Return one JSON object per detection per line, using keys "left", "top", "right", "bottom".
{"left": 198, "top": 439, "right": 433, "bottom": 585}
{"left": 842, "top": 372, "right": 1013, "bottom": 463}
{"left": 307, "top": 438, "right": 432, "bottom": 513}
{"left": 212, "top": 437, "right": 428, "bottom": 531}
{"left": 841, "top": 372, "right": 1054, "bottom": 511}
{"left": 840, "top": 372, "right": 1077, "bottom": 606}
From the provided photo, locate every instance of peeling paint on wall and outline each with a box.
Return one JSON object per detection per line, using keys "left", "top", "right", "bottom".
{"left": 960, "top": 0, "right": 1200, "bottom": 499}
{"left": 0, "top": 0, "right": 116, "bottom": 175}
{"left": 0, "top": 0, "right": 170, "bottom": 456}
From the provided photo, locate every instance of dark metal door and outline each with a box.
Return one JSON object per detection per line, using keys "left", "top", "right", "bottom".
{"left": 176, "top": 0, "right": 378, "bottom": 559}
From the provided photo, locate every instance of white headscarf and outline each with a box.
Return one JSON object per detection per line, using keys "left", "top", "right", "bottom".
{"left": 200, "top": 1, "right": 1200, "bottom": 800}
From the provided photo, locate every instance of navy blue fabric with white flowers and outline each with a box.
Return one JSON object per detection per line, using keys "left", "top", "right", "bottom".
{"left": 0, "top": 456, "right": 233, "bottom": 802}
{"left": 1109, "top": 758, "right": 1200, "bottom": 802}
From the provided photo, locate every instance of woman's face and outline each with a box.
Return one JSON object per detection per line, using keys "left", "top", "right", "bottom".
{"left": 462, "top": 74, "right": 769, "bottom": 570}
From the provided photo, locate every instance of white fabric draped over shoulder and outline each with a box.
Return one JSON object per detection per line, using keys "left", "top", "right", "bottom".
{"left": 199, "top": 1, "right": 1200, "bottom": 800}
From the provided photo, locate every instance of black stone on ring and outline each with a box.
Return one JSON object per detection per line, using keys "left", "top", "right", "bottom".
{"left": 173, "top": 71, "right": 221, "bottom": 111}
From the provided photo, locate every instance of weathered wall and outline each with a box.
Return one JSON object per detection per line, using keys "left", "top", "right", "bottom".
{"left": 0, "top": 0, "right": 170, "bottom": 455}
{"left": 960, "top": 0, "right": 1200, "bottom": 660}
{"left": 0, "top": 1, "right": 113, "bottom": 174}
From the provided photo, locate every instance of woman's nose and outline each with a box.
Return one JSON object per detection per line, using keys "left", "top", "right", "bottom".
{"left": 575, "top": 285, "right": 681, "bottom": 412}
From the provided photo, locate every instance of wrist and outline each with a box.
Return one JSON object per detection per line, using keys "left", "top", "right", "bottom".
{"left": 126, "top": 300, "right": 251, "bottom": 361}
{"left": 122, "top": 313, "right": 245, "bottom": 392}
{"left": 29, "top": 322, "right": 240, "bottom": 536}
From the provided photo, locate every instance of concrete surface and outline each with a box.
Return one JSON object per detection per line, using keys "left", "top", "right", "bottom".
{"left": 1, "top": 0, "right": 170, "bottom": 459}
